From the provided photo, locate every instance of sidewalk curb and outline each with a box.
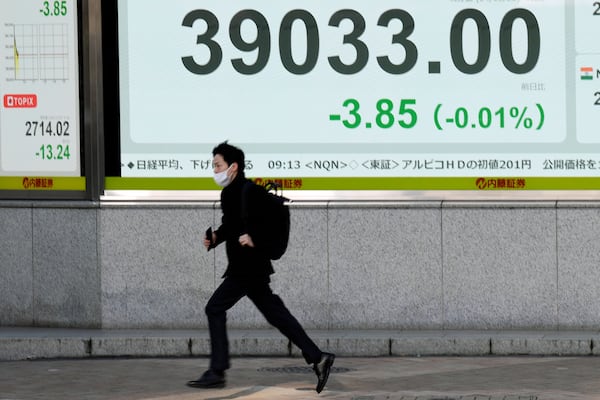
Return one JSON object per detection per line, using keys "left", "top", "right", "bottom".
{"left": 2, "top": 329, "right": 600, "bottom": 361}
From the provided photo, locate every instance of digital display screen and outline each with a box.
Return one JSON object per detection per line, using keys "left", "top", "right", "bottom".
{"left": 0, "top": 0, "right": 81, "bottom": 184}
{"left": 115, "top": 0, "right": 600, "bottom": 192}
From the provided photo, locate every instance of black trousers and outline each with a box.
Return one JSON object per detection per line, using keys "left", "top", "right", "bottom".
{"left": 205, "top": 276, "right": 322, "bottom": 371}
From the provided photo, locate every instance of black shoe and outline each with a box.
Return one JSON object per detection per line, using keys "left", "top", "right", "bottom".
{"left": 313, "top": 352, "right": 335, "bottom": 393}
{"left": 187, "top": 369, "right": 226, "bottom": 389}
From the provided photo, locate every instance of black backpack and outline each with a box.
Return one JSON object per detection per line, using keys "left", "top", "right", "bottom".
{"left": 242, "top": 181, "right": 290, "bottom": 260}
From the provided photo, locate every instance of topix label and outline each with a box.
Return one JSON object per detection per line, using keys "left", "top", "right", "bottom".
{"left": 3, "top": 94, "right": 38, "bottom": 108}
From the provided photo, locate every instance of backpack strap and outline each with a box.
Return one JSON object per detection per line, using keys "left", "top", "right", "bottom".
{"left": 240, "top": 180, "right": 253, "bottom": 234}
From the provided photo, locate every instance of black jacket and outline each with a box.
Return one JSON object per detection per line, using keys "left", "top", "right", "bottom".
{"left": 214, "top": 174, "right": 274, "bottom": 279}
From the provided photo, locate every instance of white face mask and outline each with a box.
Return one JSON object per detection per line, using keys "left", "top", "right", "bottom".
{"left": 213, "top": 166, "right": 233, "bottom": 187}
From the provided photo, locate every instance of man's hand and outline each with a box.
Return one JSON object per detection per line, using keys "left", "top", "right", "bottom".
{"left": 239, "top": 234, "right": 255, "bottom": 248}
{"left": 204, "top": 232, "right": 217, "bottom": 250}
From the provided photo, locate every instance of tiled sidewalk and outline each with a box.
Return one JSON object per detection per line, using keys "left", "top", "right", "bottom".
{"left": 2, "top": 356, "right": 600, "bottom": 399}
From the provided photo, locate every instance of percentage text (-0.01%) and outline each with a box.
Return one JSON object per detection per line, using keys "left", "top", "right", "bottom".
{"left": 433, "top": 104, "right": 545, "bottom": 131}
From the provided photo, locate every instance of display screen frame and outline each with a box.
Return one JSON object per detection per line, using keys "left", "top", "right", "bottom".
{"left": 101, "top": 0, "right": 600, "bottom": 202}
{"left": 0, "top": 0, "right": 88, "bottom": 200}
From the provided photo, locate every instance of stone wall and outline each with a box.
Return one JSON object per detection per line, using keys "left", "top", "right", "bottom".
{"left": 2, "top": 201, "right": 600, "bottom": 330}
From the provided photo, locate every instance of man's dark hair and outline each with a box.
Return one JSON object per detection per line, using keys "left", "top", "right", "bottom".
{"left": 212, "top": 141, "right": 245, "bottom": 173}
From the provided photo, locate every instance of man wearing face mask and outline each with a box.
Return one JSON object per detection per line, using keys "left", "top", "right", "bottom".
{"left": 187, "top": 141, "right": 335, "bottom": 393}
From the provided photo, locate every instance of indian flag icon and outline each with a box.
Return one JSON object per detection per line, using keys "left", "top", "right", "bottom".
{"left": 581, "top": 67, "right": 593, "bottom": 80}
